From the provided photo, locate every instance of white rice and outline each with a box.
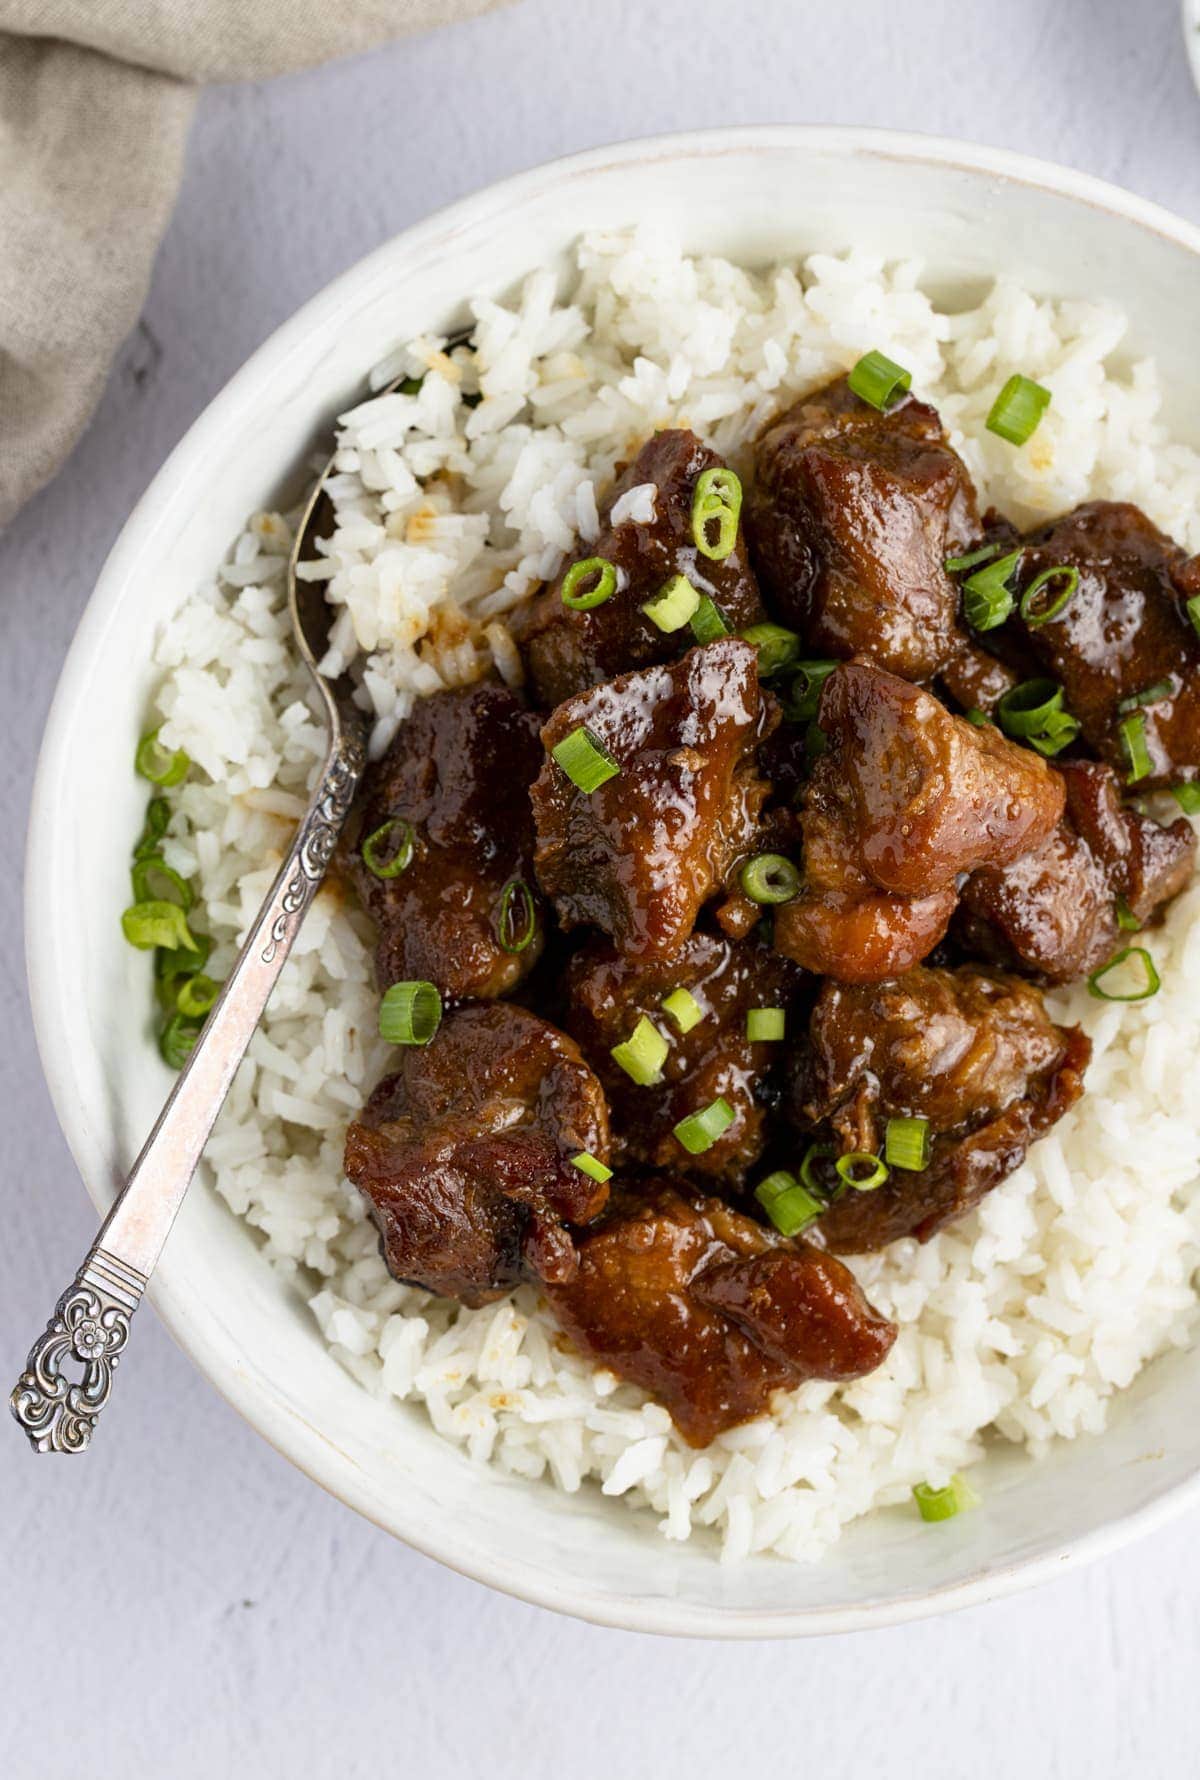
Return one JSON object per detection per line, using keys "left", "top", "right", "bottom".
{"left": 150, "top": 233, "right": 1200, "bottom": 1562}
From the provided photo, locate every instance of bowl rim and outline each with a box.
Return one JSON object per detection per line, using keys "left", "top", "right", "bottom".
{"left": 25, "top": 123, "right": 1200, "bottom": 1638}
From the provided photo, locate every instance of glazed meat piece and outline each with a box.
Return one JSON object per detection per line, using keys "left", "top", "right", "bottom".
{"left": 546, "top": 1181, "right": 896, "bottom": 1446}
{"left": 774, "top": 662, "right": 1064, "bottom": 981}
{"left": 532, "top": 638, "right": 772, "bottom": 959}
{"left": 349, "top": 684, "right": 545, "bottom": 1001}
{"left": 518, "top": 429, "right": 766, "bottom": 708}
{"left": 959, "top": 759, "right": 1196, "bottom": 982}
{"left": 1013, "top": 501, "right": 1200, "bottom": 787}
{"left": 564, "top": 931, "right": 803, "bottom": 1184}
{"left": 343, "top": 1004, "right": 610, "bottom": 1305}
{"left": 746, "top": 374, "right": 979, "bottom": 681}
{"left": 789, "top": 967, "right": 1090, "bottom": 1251}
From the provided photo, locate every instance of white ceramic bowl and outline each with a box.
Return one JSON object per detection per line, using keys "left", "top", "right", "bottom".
{"left": 27, "top": 128, "right": 1200, "bottom": 1637}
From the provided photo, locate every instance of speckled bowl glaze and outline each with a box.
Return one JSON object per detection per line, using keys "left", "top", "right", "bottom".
{"left": 26, "top": 129, "right": 1200, "bottom": 1636}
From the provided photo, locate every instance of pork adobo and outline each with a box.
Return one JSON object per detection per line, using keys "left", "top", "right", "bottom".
{"left": 341, "top": 358, "right": 1197, "bottom": 1447}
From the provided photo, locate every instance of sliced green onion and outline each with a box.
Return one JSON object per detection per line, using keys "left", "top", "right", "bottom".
{"left": 131, "top": 852, "right": 194, "bottom": 911}
{"left": 755, "top": 1171, "right": 823, "bottom": 1237}
{"left": 1027, "top": 710, "right": 1081, "bottom": 757}
{"left": 611, "top": 1015, "right": 669, "bottom": 1086}
{"left": 135, "top": 728, "right": 189, "bottom": 788}
{"left": 159, "top": 1012, "right": 202, "bottom": 1070}
{"left": 913, "top": 1473, "right": 980, "bottom": 1524}
{"left": 740, "top": 622, "right": 801, "bottom": 678}
{"left": 986, "top": 373, "right": 1051, "bottom": 446}
{"left": 1019, "top": 565, "right": 1079, "bottom": 626}
{"left": 962, "top": 549, "right": 1021, "bottom": 631}
{"left": 997, "top": 679, "right": 1066, "bottom": 739}
{"left": 662, "top": 987, "right": 704, "bottom": 1034}
{"left": 642, "top": 573, "right": 700, "bottom": 633}
{"left": 1118, "top": 680, "right": 1173, "bottom": 714}
{"left": 155, "top": 931, "right": 212, "bottom": 988}
{"left": 551, "top": 725, "right": 620, "bottom": 794}
{"left": 399, "top": 375, "right": 424, "bottom": 396}
{"left": 945, "top": 543, "right": 999, "bottom": 574}
{"left": 690, "top": 467, "right": 742, "bottom": 562}
{"left": 362, "top": 817, "right": 414, "bottom": 880}
{"left": 835, "top": 1151, "right": 889, "bottom": 1192}
{"left": 561, "top": 556, "right": 617, "bottom": 611}
{"left": 673, "top": 1097, "right": 735, "bottom": 1155}
{"left": 788, "top": 660, "right": 838, "bottom": 723}
{"left": 1171, "top": 782, "right": 1200, "bottom": 814}
{"left": 884, "top": 1117, "right": 931, "bottom": 1172}
{"left": 1114, "top": 896, "right": 1140, "bottom": 934}
{"left": 799, "top": 1142, "right": 837, "bottom": 1197}
{"left": 746, "top": 1007, "right": 785, "bottom": 1042}
{"left": 176, "top": 973, "right": 220, "bottom": 1019}
{"left": 121, "top": 900, "right": 195, "bottom": 952}
{"left": 497, "top": 877, "right": 537, "bottom": 954}
{"left": 379, "top": 980, "right": 442, "bottom": 1045}
{"left": 570, "top": 1151, "right": 612, "bottom": 1185}
{"left": 134, "top": 798, "right": 170, "bottom": 860}
{"left": 740, "top": 852, "right": 800, "bottom": 905}
{"left": 965, "top": 708, "right": 992, "bottom": 727}
{"left": 847, "top": 349, "right": 911, "bottom": 411}
{"left": 1185, "top": 593, "right": 1200, "bottom": 640}
{"left": 1118, "top": 712, "right": 1152, "bottom": 785}
{"left": 689, "top": 595, "right": 730, "bottom": 644}
{"left": 1087, "top": 946, "right": 1160, "bottom": 1003}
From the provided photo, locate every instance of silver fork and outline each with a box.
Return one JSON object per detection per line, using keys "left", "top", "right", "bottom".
{"left": 9, "top": 392, "right": 388, "bottom": 1453}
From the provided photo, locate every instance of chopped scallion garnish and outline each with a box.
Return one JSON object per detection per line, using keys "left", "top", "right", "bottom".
{"left": 884, "top": 1116, "right": 931, "bottom": 1172}
{"left": 561, "top": 556, "right": 617, "bottom": 611}
{"left": 130, "top": 852, "right": 193, "bottom": 912}
{"left": 497, "top": 877, "right": 537, "bottom": 954}
{"left": 611, "top": 1015, "right": 669, "bottom": 1086}
{"left": 362, "top": 817, "right": 414, "bottom": 880}
{"left": 945, "top": 543, "right": 999, "bottom": 574}
{"left": 135, "top": 728, "right": 189, "bottom": 788}
{"left": 847, "top": 350, "right": 911, "bottom": 411}
{"left": 986, "top": 373, "right": 1051, "bottom": 446}
{"left": 1117, "top": 680, "right": 1173, "bottom": 714}
{"left": 740, "top": 622, "right": 800, "bottom": 678}
{"left": 690, "top": 467, "right": 742, "bottom": 562}
{"left": 662, "top": 987, "right": 704, "bottom": 1034}
{"left": 746, "top": 1007, "right": 785, "bottom": 1042}
{"left": 1171, "top": 782, "right": 1200, "bottom": 814}
{"left": 176, "top": 973, "right": 220, "bottom": 1019}
{"left": 159, "top": 1012, "right": 202, "bottom": 1070}
{"left": 755, "top": 1170, "right": 823, "bottom": 1237}
{"left": 965, "top": 708, "right": 992, "bottom": 727}
{"left": 1087, "top": 946, "right": 1160, "bottom": 1002}
{"left": 799, "top": 1142, "right": 837, "bottom": 1197}
{"left": 740, "top": 852, "right": 800, "bottom": 905}
{"left": 551, "top": 725, "right": 620, "bottom": 794}
{"left": 379, "top": 979, "right": 442, "bottom": 1045}
{"left": 1118, "top": 712, "right": 1152, "bottom": 785}
{"left": 1114, "top": 896, "right": 1140, "bottom": 934}
{"left": 642, "top": 573, "right": 700, "bottom": 633}
{"left": 913, "top": 1473, "right": 980, "bottom": 1523}
{"left": 121, "top": 899, "right": 195, "bottom": 952}
{"left": 689, "top": 595, "right": 730, "bottom": 644}
{"left": 134, "top": 797, "right": 170, "bottom": 860}
{"left": 1185, "top": 593, "right": 1200, "bottom": 640}
{"left": 997, "top": 679, "right": 1080, "bottom": 756}
{"left": 835, "top": 1151, "right": 889, "bottom": 1192}
{"left": 788, "top": 659, "right": 838, "bottom": 724}
{"left": 674, "top": 1097, "right": 735, "bottom": 1155}
{"left": 962, "top": 549, "right": 1021, "bottom": 631}
{"left": 570, "top": 1151, "right": 612, "bottom": 1185}
{"left": 1019, "top": 565, "right": 1078, "bottom": 626}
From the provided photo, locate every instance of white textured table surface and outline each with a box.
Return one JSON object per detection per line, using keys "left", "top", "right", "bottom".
{"left": 5, "top": 2, "right": 1200, "bottom": 1774}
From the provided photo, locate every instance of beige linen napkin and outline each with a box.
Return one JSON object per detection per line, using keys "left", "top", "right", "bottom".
{"left": 0, "top": 1, "right": 506, "bottom": 527}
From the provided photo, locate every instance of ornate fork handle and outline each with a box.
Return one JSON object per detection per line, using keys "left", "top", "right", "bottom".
{"left": 11, "top": 726, "right": 366, "bottom": 1453}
